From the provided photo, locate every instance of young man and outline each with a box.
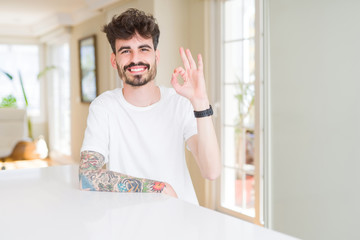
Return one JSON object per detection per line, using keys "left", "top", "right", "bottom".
{"left": 79, "top": 8, "right": 220, "bottom": 205}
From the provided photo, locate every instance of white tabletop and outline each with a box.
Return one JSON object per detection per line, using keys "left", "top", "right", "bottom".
{"left": 0, "top": 165, "right": 297, "bottom": 240}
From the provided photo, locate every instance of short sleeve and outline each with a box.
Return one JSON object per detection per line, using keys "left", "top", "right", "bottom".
{"left": 80, "top": 99, "right": 109, "bottom": 163}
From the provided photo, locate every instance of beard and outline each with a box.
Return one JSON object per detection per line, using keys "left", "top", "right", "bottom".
{"left": 117, "top": 60, "right": 157, "bottom": 87}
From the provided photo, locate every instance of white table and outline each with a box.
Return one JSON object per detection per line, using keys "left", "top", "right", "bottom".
{"left": 0, "top": 165, "right": 297, "bottom": 240}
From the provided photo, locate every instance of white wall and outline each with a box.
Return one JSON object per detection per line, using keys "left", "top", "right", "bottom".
{"left": 268, "top": 0, "right": 360, "bottom": 239}
{"left": 154, "top": 0, "right": 189, "bottom": 87}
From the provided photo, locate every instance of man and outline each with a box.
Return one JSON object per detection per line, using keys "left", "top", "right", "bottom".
{"left": 79, "top": 8, "right": 220, "bottom": 205}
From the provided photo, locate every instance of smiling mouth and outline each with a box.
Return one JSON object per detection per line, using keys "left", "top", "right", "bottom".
{"left": 125, "top": 62, "right": 150, "bottom": 75}
{"left": 127, "top": 66, "right": 148, "bottom": 74}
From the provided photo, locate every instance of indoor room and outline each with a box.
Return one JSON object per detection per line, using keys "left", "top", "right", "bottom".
{"left": 0, "top": 0, "right": 359, "bottom": 239}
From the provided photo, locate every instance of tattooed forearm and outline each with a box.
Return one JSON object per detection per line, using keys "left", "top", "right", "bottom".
{"left": 79, "top": 150, "right": 166, "bottom": 193}
{"left": 80, "top": 151, "right": 105, "bottom": 171}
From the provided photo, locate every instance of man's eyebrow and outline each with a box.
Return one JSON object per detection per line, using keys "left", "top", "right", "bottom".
{"left": 139, "top": 44, "right": 152, "bottom": 49}
{"left": 118, "top": 46, "right": 131, "bottom": 53}
{"left": 117, "top": 44, "right": 152, "bottom": 53}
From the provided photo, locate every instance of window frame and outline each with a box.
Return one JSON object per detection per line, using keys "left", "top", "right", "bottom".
{"left": 213, "top": 0, "right": 265, "bottom": 225}
{"left": 44, "top": 29, "right": 72, "bottom": 159}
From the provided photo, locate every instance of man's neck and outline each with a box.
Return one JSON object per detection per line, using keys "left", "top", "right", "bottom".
{"left": 122, "top": 81, "right": 161, "bottom": 107}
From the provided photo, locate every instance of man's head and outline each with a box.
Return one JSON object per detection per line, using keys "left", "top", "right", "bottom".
{"left": 102, "top": 8, "right": 160, "bottom": 54}
{"left": 103, "top": 9, "right": 160, "bottom": 87}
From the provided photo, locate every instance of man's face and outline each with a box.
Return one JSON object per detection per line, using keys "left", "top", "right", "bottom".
{"left": 111, "top": 33, "right": 159, "bottom": 87}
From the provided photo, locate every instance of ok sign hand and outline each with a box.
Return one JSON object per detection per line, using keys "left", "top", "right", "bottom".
{"left": 171, "top": 47, "right": 209, "bottom": 110}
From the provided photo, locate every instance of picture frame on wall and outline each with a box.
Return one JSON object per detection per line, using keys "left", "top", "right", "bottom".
{"left": 79, "top": 35, "right": 98, "bottom": 103}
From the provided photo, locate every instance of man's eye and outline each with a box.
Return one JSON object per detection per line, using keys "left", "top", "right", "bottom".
{"left": 121, "top": 50, "right": 130, "bottom": 54}
{"left": 141, "top": 48, "right": 149, "bottom": 52}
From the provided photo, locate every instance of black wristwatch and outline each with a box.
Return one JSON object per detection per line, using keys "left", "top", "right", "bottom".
{"left": 194, "top": 105, "right": 213, "bottom": 118}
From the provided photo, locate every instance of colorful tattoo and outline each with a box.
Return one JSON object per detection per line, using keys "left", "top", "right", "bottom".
{"left": 80, "top": 151, "right": 104, "bottom": 170}
{"left": 79, "top": 150, "right": 166, "bottom": 194}
{"left": 117, "top": 183, "right": 128, "bottom": 192}
{"left": 80, "top": 174, "right": 95, "bottom": 191}
{"left": 122, "top": 178, "right": 143, "bottom": 192}
{"left": 151, "top": 182, "right": 166, "bottom": 192}
{"left": 98, "top": 183, "right": 114, "bottom": 192}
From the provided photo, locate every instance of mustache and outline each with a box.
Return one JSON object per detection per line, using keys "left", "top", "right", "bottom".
{"left": 124, "top": 62, "right": 150, "bottom": 71}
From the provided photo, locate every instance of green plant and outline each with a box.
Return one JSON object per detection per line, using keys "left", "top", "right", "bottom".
{"left": 0, "top": 67, "right": 56, "bottom": 140}
{"left": 37, "top": 66, "right": 56, "bottom": 79}
{"left": 234, "top": 76, "right": 255, "bottom": 134}
{"left": 0, "top": 94, "right": 17, "bottom": 108}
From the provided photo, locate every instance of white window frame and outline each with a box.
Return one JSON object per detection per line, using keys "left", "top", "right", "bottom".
{"left": 211, "top": 0, "right": 266, "bottom": 225}
{"left": 42, "top": 27, "right": 72, "bottom": 161}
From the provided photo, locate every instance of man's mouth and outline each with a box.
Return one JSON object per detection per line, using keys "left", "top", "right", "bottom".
{"left": 125, "top": 63, "right": 150, "bottom": 74}
{"left": 127, "top": 66, "right": 147, "bottom": 74}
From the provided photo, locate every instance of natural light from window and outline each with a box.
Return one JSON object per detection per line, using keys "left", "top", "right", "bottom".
{"left": 220, "top": 0, "right": 257, "bottom": 218}
{"left": 0, "top": 44, "right": 40, "bottom": 117}
{"left": 48, "top": 43, "right": 71, "bottom": 156}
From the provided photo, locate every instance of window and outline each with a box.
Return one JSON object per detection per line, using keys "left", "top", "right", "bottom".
{"left": 0, "top": 44, "right": 40, "bottom": 117}
{"left": 0, "top": 39, "right": 71, "bottom": 159}
{"left": 47, "top": 43, "right": 71, "bottom": 157}
{"left": 217, "top": 0, "right": 263, "bottom": 224}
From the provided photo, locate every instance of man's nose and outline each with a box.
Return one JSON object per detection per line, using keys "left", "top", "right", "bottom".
{"left": 130, "top": 51, "right": 141, "bottom": 63}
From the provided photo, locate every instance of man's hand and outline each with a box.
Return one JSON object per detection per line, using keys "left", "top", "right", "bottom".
{"left": 171, "top": 47, "right": 209, "bottom": 110}
{"left": 162, "top": 182, "right": 178, "bottom": 198}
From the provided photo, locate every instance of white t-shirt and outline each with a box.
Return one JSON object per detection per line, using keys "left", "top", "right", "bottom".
{"left": 81, "top": 86, "right": 199, "bottom": 205}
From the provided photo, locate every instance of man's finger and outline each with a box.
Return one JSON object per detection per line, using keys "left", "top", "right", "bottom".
{"left": 186, "top": 49, "right": 197, "bottom": 70}
{"left": 180, "top": 47, "right": 190, "bottom": 70}
{"left": 171, "top": 71, "right": 182, "bottom": 93}
{"left": 197, "top": 54, "right": 203, "bottom": 71}
{"left": 174, "top": 67, "right": 187, "bottom": 81}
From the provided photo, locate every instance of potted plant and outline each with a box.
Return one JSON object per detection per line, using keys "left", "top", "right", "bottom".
{"left": 0, "top": 67, "right": 55, "bottom": 160}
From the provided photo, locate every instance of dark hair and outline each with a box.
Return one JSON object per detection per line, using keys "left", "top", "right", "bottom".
{"left": 102, "top": 8, "right": 160, "bottom": 53}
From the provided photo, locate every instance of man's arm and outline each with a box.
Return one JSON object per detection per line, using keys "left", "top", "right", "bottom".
{"left": 79, "top": 150, "right": 178, "bottom": 197}
{"left": 186, "top": 118, "right": 221, "bottom": 180}
{"left": 171, "top": 47, "right": 221, "bottom": 180}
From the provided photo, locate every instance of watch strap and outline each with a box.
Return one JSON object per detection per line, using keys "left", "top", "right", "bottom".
{"left": 194, "top": 105, "right": 213, "bottom": 118}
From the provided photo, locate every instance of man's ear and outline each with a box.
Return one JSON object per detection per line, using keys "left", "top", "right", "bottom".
{"left": 155, "top": 49, "right": 160, "bottom": 64}
{"left": 110, "top": 53, "right": 117, "bottom": 69}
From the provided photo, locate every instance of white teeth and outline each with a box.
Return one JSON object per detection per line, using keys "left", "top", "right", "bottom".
{"left": 129, "top": 68, "right": 145, "bottom": 72}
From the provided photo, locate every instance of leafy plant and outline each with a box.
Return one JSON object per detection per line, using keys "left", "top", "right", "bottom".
{"left": 0, "top": 70, "right": 13, "bottom": 81}
{"left": 0, "top": 67, "right": 56, "bottom": 140}
{"left": 0, "top": 94, "right": 17, "bottom": 108}
{"left": 234, "top": 75, "right": 255, "bottom": 134}
{"left": 37, "top": 66, "right": 56, "bottom": 79}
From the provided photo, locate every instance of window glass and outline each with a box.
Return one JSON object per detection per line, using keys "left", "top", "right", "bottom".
{"left": 224, "top": 0, "right": 255, "bottom": 41}
{"left": 0, "top": 44, "right": 40, "bottom": 116}
{"left": 220, "top": 0, "right": 256, "bottom": 218}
